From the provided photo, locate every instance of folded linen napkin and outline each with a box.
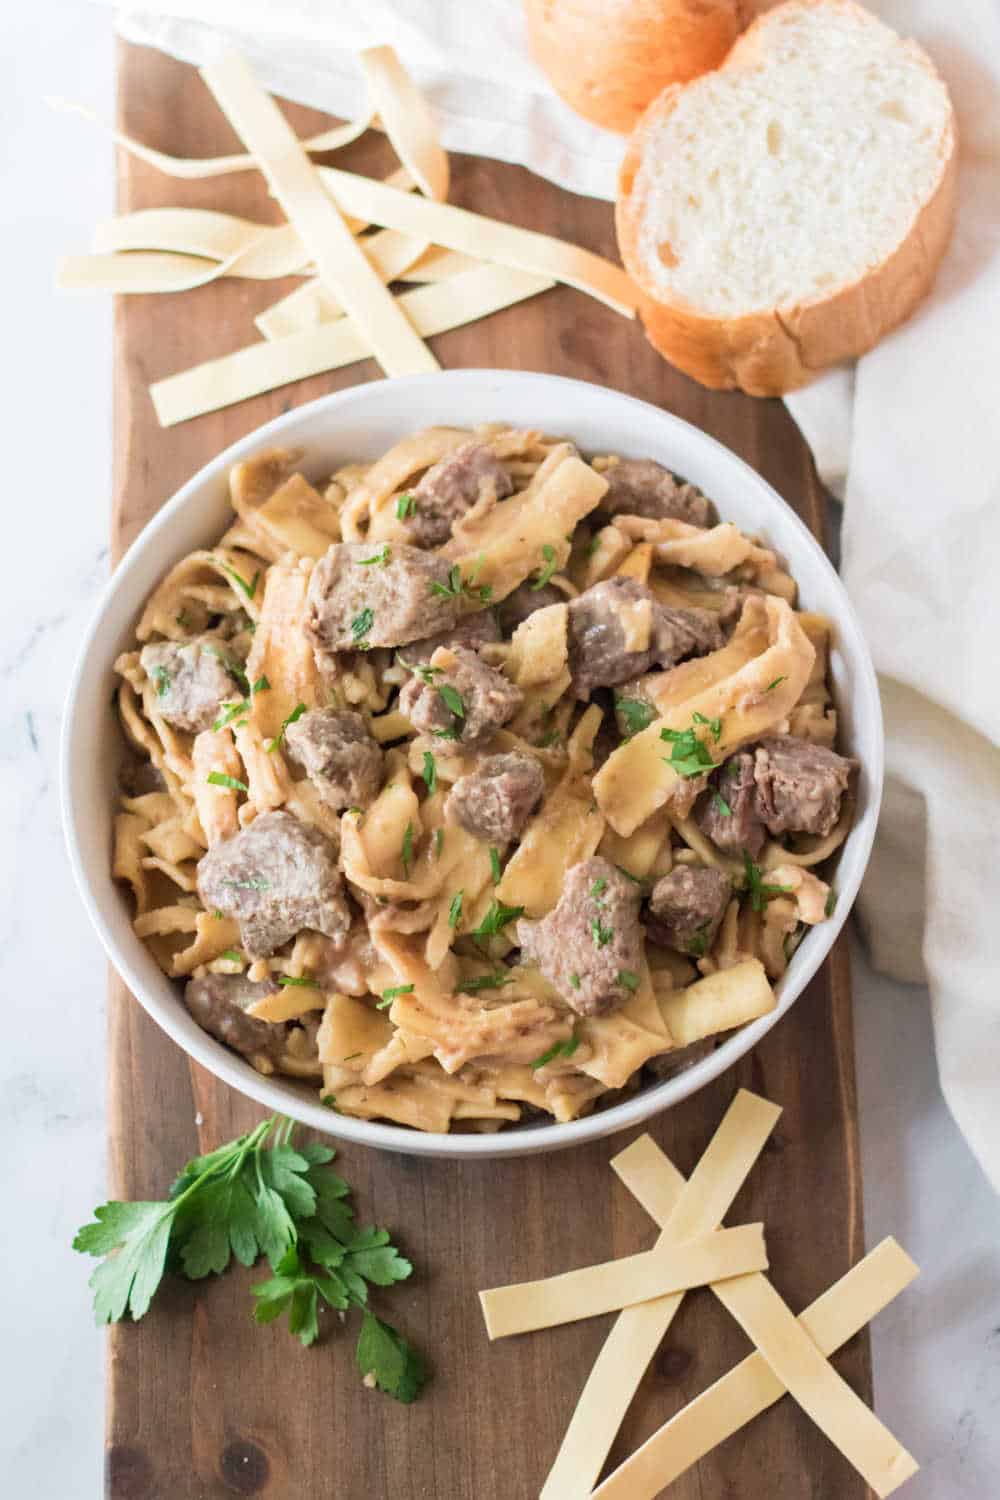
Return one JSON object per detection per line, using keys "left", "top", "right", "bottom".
{"left": 107, "top": 0, "right": 1000, "bottom": 1189}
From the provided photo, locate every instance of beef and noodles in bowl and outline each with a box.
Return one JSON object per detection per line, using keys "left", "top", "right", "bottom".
{"left": 104, "top": 395, "right": 865, "bottom": 1140}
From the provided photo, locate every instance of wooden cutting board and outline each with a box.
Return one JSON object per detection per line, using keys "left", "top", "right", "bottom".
{"left": 106, "top": 41, "right": 871, "bottom": 1500}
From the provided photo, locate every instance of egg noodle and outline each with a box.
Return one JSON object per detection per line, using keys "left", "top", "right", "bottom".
{"left": 113, "top": 426, "right": 854, "bottom": 1132}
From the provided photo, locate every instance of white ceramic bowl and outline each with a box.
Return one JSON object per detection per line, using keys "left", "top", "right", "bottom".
{"left": 62, "top": 371, "right": 882, "bottom": 1159}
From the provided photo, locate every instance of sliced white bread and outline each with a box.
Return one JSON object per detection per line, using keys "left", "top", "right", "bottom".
{"left": 616, "top": 0, "right": 957, "bottom": 395}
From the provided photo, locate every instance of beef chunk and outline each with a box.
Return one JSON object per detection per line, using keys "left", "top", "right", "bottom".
{"left": 517, "top": 857, "right": 643, "bottom": 1017}
{"left": 647, "top": 866, "right": 731, "bottom": 956}
{"left": 597, "top": 459, "right": 716, "bottom": 528}
{"left": 496, "top": 581, "right": 564, "bottom": 636}
{"left": 197, "top": 810, "right": 350, "bottom": 958}
{"left": 119, "top": 755, "right": 166, "bottom": 797}
{"left": 284, "top": 708, "right": 383, "bottom": 812}
{"left": 445, "top": 752, "right": 544, "bottom": 845}
{"left": 306, "top": 542, "right": 462, "bottom": 654}
{"left": 398, "top": 608, "right": 501, "bottom": 666}
{"left": 698, "top": 752, "right": 765, "bottom": 858}
{"left": 753, "top": 736, "right": 855, "bottom": 839}
{"left": 568, "top": 578, "right": 723, "bottom": 698}
{"left": 405, "top": 441, "right": 513, "bottom": 548}
{"left": 184, "top": 972, "right": 287, "bottom": 1062}
{"left": 398, "top": 645, "right": 522, "bottom": 747}
{"left": 140, "top": 633, "right": 240, "bottom": 734}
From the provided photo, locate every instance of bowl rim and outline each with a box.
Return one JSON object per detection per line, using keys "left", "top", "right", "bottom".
{"left": 61, "top": 369, "right": 883, "bottom": 1160}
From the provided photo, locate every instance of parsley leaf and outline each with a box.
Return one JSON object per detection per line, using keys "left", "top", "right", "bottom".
{"left": 401, "top": 822, "right": 414, "bottom": 878}
{"left": 356, "top": 1310, "right": 426, "bottom": 1403}
{"left": 150, "top": 665, "right": 171, "bottom": 698}
{"left": 433, "top": 828, "right": 445, "bottom": 857}
{"left": 212, "top": 699, "right": 250, "bottom": 733}
{"left": 74, "top": 1115, "right": 425, "bottom": 1398}
{"left": 358, "top": 545, "right": 391, "bottom": 567}
{"left": 222, "top": 875, "right": 270, "bottom": 892}
{"left": 685, "top": 922, "right": 711, "bottom": 958}
{"left": 438, "top": 683, "right": 465, "bottom": 721}
{"left": 207, "top": 771, "right": 248, "bottom": 793}
{"left": 741, "top": 850, "right": 793, "bottom": 912}
{"left": 765, "top": 676, "right": 787, "bottom": 692}
{"left": 824, "top": 889, "right": 837, "bottom": 918}
{"left": 590, "top": 877, "right": 608, "bottom": 900}
{"left": 590, "top": 917, "right": 614, "bottom": 948}
{"left": 536, "top": 729, "right": 561, "bottom": 748}
{"left": 616, "top": 697, "right": 656, "bottom": 738}
{"left": 448, "top": 890, "right": 464, "bottom": 930}
{"left": 692, "top": 711, "right": 723, "bottom": 743}
{"left": 472, "top": 899, "right": 525, "bottom": 940}
{"left": 251, "top": 675, "right": 271, "bottom": 695}
{"left": 266, "top": 701, "right": 307, "bottom": 753}
{"left": 458, "top": 971, "right": 513, "bottom": 993}
{"left": 219, "top": 561, "right": 260, "bottom": 600}
{"left": 427, "top": 563, "right": 491, "bottom": 605}
{"left": 615, "top": 865, "right": 641, "bottom": 885}
{"left": 396, "top": 493, "right": 416, "bottom": 520}
{"left": 351, "top": 608, "right": 375, "bottom": 647}
{"left": 378, "top": 984, "right": 414, "bottom": 1010}
{"left": 219, "top": 949, "right": 243, "bottom": 964}
{"left": 530, "top": 543, "right": 558, "bottom": 591}
{"left": 421, "top": 751, "right": 437, "bottom": 795}
{"left": 277, "top": 973, "right": 315, "bottom": 989}
{"left": 203, "top": 644, "right": 249, "bottom": 695}
{"left": 489, "top": 847, "right": 502, "bottom": 884}
{"left": 617, "top": 969, "right": 640, "bottom": 991}
{"left": 530, "top": 1033, "right": 580, "bottom": 1070}
{"left": 569, "top": 973, "right": 581, "bottom": 989}
{"left": 660, "top": 726, "right": 717, "bottom": 778}
{"left": 713, "top": 791, "right": 732, "bottom": 817}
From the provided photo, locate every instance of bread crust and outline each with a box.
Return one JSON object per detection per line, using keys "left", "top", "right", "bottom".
{"left": 525, "top": 0, "right": 747, "bottom": 136}
{"left": 615, "top": 0, "right": 958, "bottom": 395}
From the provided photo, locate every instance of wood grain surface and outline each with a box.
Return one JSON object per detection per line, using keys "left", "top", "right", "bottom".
{"left": 106, "top": 41, "right": 871, "bottom": 1500}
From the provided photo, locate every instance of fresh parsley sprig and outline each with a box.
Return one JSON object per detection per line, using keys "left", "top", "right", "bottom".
{"left": 73, "top": 1116, "right": 425, "bottom": 1402}
{"left": 741, "top": 850, "right": 793, "bottom": 912}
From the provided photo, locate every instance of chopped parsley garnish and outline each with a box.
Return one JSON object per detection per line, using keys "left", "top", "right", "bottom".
{"left": 421, "top": 751, "right": 437, "bottom": 795}
{"left": 458, "top": 971, "right": 513, "bottom": 993}
{"left": 277, "top": 973, "right": 315, "bottom": 988}
{"left": 472, "top": 899, "right": 526, "bottom": 940}
{"left": 692, "top": 711, "right": 723, "bottom": 743}
{"left": 401, "top": 822, "right": 414, "bottom": 878}
{"left": 213, "top": 699, "right": 250, "bottom": 732}
{"left": 616, "top": 697, "right": 656, "bottom": 738}
{"left": 438, "top": 683, "right": 465, "bottom": 721}
{"left": 351, "top": 608, "right": 375, "bottom": 648}
{"left": 660, "top": 726, "right": 717, "bottom": 778}
{"left": 410, "top": 664, "right": 441, "bottom": 685}
{"left": 207, "top": 771, "right": 248, "bottom": 793}
{"left": 530, "top": 1033, "right": 580, "bottom": 1070}
{"left": 590, "top": 877, "right": 608, "bottom": 901}
{"left": 617, "top": 969, "right": 640, "bottom": 991}
{"left": 741, "top": 850, "right": 793, "bottom": 912}
{"left": 266, "top": 701, "right": 307, "bottom": 753}
{"left": 530, "top": 544, "right": 558, "bottom": 591}
{"left": 765, "top": 676, "right": 788, "bottom": 692}
{"left": 825, "top": 889, "right": 837, "bottom": 918}
{"left": 713, "top": 792, "right": 732, "bottom": 817}
{"left": 685, "top": 922, "right": 711, "bottom": 958}
{"left": 489, "top": 847, "right": 502, "bottom": 884}
{"left": 342, "top": 1053, "right": 362, "bottom": 1062}
{"left": 396, "top": 493, "right": 416, "bottom": 520}
{"left": 585, "top": 535, "right": 601, "bottom": 557}
{"left": 379, "top": 984, "right": 414, "bottom": 1009}
{"left": 150, "top": 665, "right": 171, "bottom": 697}
{"left": 536, "top": 730, "right": 561, "bottom": 748}
{"left": 221, "top": 875, "right": 271, "bottom": 891}
{"left": 427, "top": 563, "right": 492, "bottom": 605}
{"left": 204, "top": 644, "right": 249, "bottom": 695}
{"left": 251, "top": 675, "right": 271, "bottom": 695}
{"left": 590, "top": 917, "right": 614, "bottom": 948}
{"left": 569, "top": 973, "right": 581, "bottom": 989}
{"left": 176, "top": 609, "right": 191, "bottom": 629}
{"left": 219, "top": 561, "right": 260, "bottom": 600}
{"left": 433, "top": 828, "right": 444, "bottom": 857}
{"left": 320, "top": 1094, "right": 338, "bottom": 1110}
{"left": 448, "top": 891, "right": 464, "bottom": 929}
{"left": 432, "top": 726, "right": 461, "bottom": 741}
{"left": 358, "top": 545, "right": 391, "bottom": 567}
{"left": 615, "top": 865, "right": 641, "bottom": 885}
{"left": 219, "top": 949, "right": 243, "bottom": 963}
{"left": 72, "top": 1116, "right": 424, "bottom": 1398}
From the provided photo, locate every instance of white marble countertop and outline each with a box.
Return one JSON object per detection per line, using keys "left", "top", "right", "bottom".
{"left": 4, "top": 5, "right": 997, "bottom": 1495}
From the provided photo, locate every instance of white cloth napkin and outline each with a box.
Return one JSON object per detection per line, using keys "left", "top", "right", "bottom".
{"left": 109, "top": 0, "right": 1000, "bottom": 1189}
